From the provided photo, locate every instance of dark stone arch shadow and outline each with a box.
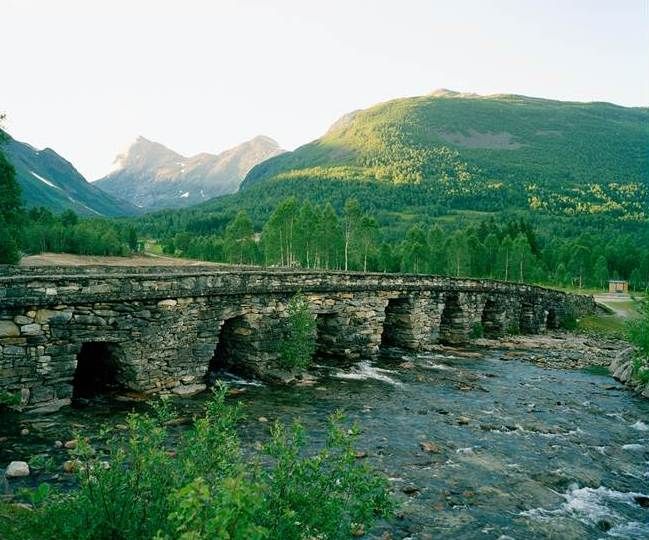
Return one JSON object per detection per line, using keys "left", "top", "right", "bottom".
{"left": 545, "top": 307, "right": 559, "bottom": 330}
{"left": 72, "top": 341, "right": 126, "bottom": 403}
{"left": 209, "top": 313, "right": 250, "bottom": 377}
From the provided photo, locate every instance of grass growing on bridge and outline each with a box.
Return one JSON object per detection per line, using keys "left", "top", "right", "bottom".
{"left": 0, "top": 386, "right": 393, "bottom": 540}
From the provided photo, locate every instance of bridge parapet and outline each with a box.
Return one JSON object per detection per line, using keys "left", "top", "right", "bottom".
{"left": 0, "top": 267, "right": 595, "bottom": 412}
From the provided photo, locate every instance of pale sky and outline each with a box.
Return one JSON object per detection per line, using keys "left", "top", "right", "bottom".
{"left": 1, "top": 0, "right": 648, "bottom": 180}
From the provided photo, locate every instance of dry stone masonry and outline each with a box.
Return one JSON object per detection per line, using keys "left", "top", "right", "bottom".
{"left": 0, "top": 266, "right": 595, "bottom": 412}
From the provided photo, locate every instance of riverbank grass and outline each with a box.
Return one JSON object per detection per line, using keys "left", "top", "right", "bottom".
{"left": 627, "top": 301, "right": 649, "bottom": 385}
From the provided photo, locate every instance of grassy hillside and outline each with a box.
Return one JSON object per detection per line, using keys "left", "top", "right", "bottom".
{"left": 242, "top": 91, "right": 649, "bottom": 221}
{"left": 2, "top": 133, "right": 138, "bottom": 217}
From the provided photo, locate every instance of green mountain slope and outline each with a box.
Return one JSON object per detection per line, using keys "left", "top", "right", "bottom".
{"left": 2, "top": 133, "right": 138, "bottom": 217}
{"left": 242, "top": 90, "right": 649, "bottom": 220}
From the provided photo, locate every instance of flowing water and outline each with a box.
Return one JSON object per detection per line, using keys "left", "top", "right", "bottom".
{"left": 2, "top": 347, "right": 649, "bottom": 539}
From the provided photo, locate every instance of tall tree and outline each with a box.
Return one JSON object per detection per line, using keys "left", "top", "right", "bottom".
{"left": 357, "top": 215, "right": 378, "bottom": 272}
{"left": 593, "top": 255, "right": 609, "bottom": 290}
{"left": 294, "top": 200, "right": 318, "bottom": 268}
{"left": 427, "top": 225, "right": 447, "bottom": 274}
{"left": 446, "top": 230, "right": 470, "bottom": 277}
{"left": 224, "top": 210, "right": 256, "bottom": 265}
{"left": 317, "top": 203, "right": 342, "bottom": 270}
{"left": 262, "top": 197, "right": 298, "bottom": 266}
{"left": 511, "top": 233, "right": 533, "bottom": 282}
{"left": 343, "top": 198, "right": 361, "bottom": 271}
{"left": 401, "top": 225, "right": 428, "bottom": 274}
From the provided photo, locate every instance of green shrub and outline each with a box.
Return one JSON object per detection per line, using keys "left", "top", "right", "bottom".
{"left": 0, "top": 390, "right": 20, "bottom": 409}
{"left": 631, "top": 356, "right": 649, "bottom": 385}
{"left": 278, "top": 292, "right": 316, "bottom": 370}
{"left": 0, "top": 385, "right": 393, "bottom": 540}
{"left": 627, "top": 302, "right": 649, "bottom": 385}
{"left": 469, "top": 322, "right": 484, "bottom": 339}
{"left": 505, "top": 323, "right": 520, "bottom": 335}
{"left": 627, "top": 302, "right": 649, "bottom": 356}
{"left": 559, "top": 306, "right": 578, "bottom": 330}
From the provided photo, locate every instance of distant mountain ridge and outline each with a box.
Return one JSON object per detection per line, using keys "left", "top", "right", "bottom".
{"left": 1, "top": 133, "right": 138, "bottom": 217}
{"left": 95, "top": 135, "right": 284, "bottom": 210}
{"left": 241, "top": 90, "right": 649, "bottom": 220}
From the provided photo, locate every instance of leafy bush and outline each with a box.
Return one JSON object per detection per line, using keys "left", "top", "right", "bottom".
{"left": 278, "top": 292, "right": 316, "bottom": 370}
{"left": 627, "top": 302, "right": 649, "bottom": 356}
{"left": 469, "top": 322, "right": 484, "bottom": 339}
{"left": 559, "top": 306, "right": 578, "bottom": 330}
{"left": 0, "top": 390, "right": 20, "bottom": 408}
{"left": 0, "top": 386, "right": 393, "bottom": 539}
{"left": 627, "top": 302, "right": 649, "bottom": 384}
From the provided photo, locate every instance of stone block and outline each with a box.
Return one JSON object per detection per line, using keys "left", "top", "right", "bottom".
{"left": 0, "top": 321, "right": 20, "bottom": 338}
{"left": 20, "top": 324, "right": 43, "bottom": 336}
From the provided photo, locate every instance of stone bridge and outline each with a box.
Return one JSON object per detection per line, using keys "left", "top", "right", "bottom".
{"left": 0, "top": 266, "right": 595, "bottom": 412}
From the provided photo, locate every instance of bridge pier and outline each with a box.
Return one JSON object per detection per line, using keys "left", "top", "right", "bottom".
{"left": 308, "top": 292, "right": 386, "bottom": 362}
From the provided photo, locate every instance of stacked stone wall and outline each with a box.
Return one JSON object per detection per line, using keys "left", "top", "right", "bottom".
{"left": 0, "top": 267, "right": 595, "bottom": 412}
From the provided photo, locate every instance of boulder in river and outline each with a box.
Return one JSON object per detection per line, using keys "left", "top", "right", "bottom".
{"left": 420, "top": 441, "right": 441, "bottom": 453}
{"left": 635, "top": 495, "right": 649, "bottom": 508}
{"left": 5, "top": 461, "right": 30, "bottom": 478}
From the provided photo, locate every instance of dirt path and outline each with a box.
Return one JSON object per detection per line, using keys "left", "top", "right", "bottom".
{"left": 19, "top": 252, "right": 223, "bottom": 267}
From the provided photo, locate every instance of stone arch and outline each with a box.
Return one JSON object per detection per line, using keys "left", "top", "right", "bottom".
{"left": 209, "top": 314, "right": 251, "bottom": 375}
{"left": 481, "top": 297, "right": 505, "bottom": 338}
{"left": 72, "top": 341, "right": 125, "bottom": 402}
{"left": 439, "top": 293, "right": 466, "bottom": 344}
{"left": 381, "top": 297, "right": 413, "bottom": 349}
{"left": 545, "top": 307, "right": 559, "bottom": 330}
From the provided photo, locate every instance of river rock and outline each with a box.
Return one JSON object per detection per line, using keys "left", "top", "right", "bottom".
{"left": 5, "top": 461, "right": 30, "bottom": 477}
{"left": 64, "top": 439, "right": 77, "bottom": 449}
{"left": 171, "top": 383, "right": 206, "bottom": 396}
{"left": 635, "top": 495, "right": 649, "bottom": 508}
{"left": 610, "top": 347, "right": 649, "bottom": 399}
{"left": 401, "top": 483, "right": 420, "bottom": 495}
{"left": 420, "top": 441, "right": 441, "bottom": 453}
{"left": 63, "top": 460, "right": 80, "bottom": 473}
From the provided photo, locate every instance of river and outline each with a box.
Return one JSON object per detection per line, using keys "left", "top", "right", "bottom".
{"left": 2, "top": 345, "right": 648, "bottom": 539}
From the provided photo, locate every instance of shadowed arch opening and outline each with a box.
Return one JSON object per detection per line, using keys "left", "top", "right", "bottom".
{"left": 209, "top": 315, "right": 249, "bottom": 375}
{"left": 315, "top": 312, "right": 340, "bottom": 360}
{"left": 439, "top": 293, "right": 465, "bottom": 344}
{"left": 381, "top": 298, "right": 412, "bottom": 349}
{"left": 72, "top": 342, "right": 123, "bottom": 402}
{"left": 481, "top": 298, "right": 505, "bottom": 338}
{"left": 546, "top": 308, "right": 558, "bottom": 330}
